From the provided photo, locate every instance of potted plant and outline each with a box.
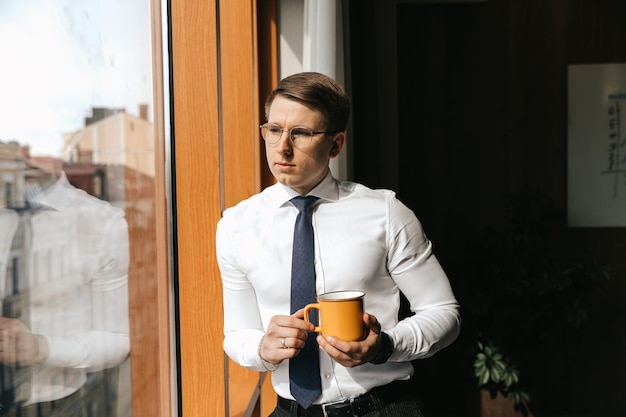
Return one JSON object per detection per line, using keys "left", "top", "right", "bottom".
{"left": 473, "top": 340, "right": 530, "bottom": 416}
{"left": 455, "top": 189, "right": 611, "bottom": 416}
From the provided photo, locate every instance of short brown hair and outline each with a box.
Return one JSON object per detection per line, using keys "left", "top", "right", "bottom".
{"left": 264, "top": 72, "right": 350, "bottom": 133}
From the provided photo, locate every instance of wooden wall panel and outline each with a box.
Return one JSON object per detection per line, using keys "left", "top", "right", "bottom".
{"left": 220, "top": 1, "right": 259, "bottom": 207}
{"left": 170, "top": 0, "right": 279, "bottom": 415}
{"left": 219, "top": 1, "right": 263, "bottom": 416}
{"left": 255, "top": 2, "right": 279, "bottom": 412}
{"left": 220, "top": 1, "right": 279, "bottom": 415}
{"left": 170, "top": 0, "right": 224, "bottom": 416}
{"left": 256, "top": 0, "right": 279, "bottom": 190}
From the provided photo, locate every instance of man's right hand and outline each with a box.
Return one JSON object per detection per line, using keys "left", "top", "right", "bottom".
{"left": 258, "top": 310, "right": 315, "bottom": 364}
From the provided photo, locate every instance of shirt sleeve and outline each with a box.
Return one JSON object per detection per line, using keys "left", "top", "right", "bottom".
{"left": 44, "top": 211, "right": 130, "bottom": 372}
{"left": 384, "top": 196, "right": 461, "bottom": 362}
{"left": 216, "top": 213, "right": 271, "bottom": 372}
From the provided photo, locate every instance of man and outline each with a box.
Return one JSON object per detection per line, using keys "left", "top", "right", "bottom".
{"left": 217, "top": 72, "right": 460, "bottom": 417}
{"left": 0, "top": 164, "right": 130, "bottom": 416}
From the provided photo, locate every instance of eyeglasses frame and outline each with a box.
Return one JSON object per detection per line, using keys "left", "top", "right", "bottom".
{"left": 259, "top": 123, "right": 337, "bottom": 148}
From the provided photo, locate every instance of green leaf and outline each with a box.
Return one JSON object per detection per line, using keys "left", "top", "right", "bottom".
{"left": 480, "top": 370, "right": 490, "bottom": 386}
{"left": 491, "top": 367, "right": 501, "bottom": 383}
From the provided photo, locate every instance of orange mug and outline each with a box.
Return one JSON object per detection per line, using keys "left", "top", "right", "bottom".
{"left": 304, "top": 290, "right": 365, "bottom": 341}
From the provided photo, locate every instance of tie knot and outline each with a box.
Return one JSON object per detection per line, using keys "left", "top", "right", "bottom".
{"left": 291, "top": 196, "right": 319, "bottom": 213}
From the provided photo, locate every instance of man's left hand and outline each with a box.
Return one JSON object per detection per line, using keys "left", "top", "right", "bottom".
{"left": 316, "top": 312, "right": 383, "bottom": 367}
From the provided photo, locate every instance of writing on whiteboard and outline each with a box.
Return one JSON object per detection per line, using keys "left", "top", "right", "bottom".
{"left": 602, "top": 97, "right": 626, "bottom": 198}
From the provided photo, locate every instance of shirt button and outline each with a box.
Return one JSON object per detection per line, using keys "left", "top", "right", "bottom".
{"left": 324, "top": 373, "right": 332, "bottom": 379}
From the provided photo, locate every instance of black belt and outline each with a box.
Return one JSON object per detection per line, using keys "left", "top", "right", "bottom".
{"left": 276, "top": 379, "right": 412, "bottom": 417}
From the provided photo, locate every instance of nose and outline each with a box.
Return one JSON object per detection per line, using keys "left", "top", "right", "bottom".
{"left": 275, "top": 130, "right": 293, "bottom": 153}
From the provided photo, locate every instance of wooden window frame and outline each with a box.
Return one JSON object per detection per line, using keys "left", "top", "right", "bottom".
{"left": 166, "top": 0, "right": 278, "bottom": 416}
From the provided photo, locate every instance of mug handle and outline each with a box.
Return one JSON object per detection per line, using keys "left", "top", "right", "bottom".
{"left": 303, "top": 303, "right": 322, "bottom": 332}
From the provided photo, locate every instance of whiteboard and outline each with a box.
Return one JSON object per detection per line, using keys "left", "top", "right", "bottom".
{"left": 568, "top": 63, "right": 626, "bottom": 227}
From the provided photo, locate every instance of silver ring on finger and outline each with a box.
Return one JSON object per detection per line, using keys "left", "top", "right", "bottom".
{"left": 281, "top": 337, "right": 287, "bottom": 349}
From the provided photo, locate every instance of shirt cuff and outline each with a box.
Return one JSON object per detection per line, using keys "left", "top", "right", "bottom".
{"left": 257, "top": 335, "right": 279, "bottom": 372}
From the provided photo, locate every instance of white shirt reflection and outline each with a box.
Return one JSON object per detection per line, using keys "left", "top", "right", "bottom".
{"left": 0, "top": 172, "right": 129, "bottom": 406}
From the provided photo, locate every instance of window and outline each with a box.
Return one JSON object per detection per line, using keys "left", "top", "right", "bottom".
{"left": 0, "top": 1, "right": 174, "bottom": 416}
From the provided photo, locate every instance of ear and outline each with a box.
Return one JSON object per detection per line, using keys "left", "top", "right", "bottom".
{"left": 329, "top": 132, "right": 346, "bottom": 158}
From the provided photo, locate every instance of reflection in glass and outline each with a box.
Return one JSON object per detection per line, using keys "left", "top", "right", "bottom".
{"left": 0, "top": 1, "right": 156, "bottom": 416}
{"left": 1, "top": 162, "right": 130, "bottom": 416}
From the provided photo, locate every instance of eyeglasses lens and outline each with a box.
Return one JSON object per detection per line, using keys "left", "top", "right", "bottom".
{"left": 261, "top": 124, "right": 313, "bottom": 148}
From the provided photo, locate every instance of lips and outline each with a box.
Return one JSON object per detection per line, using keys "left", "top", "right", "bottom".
{"left": 275, "top": 161, "right": 295, "bottom": 169}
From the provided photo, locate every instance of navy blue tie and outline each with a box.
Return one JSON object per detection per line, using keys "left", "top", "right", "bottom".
{"left": 289, "top": 196, "right": 321, "bottom": 409}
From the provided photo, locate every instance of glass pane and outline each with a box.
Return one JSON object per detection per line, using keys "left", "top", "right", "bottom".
{"left": 0, "top": 1, "right": 160, "bottom": 416}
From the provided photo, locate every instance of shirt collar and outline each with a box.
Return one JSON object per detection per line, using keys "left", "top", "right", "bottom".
{"left": 268, "top": 171, "right": 340, "bottom": 208}
{"left": 25, "top": 172, "right": 72, "bottom": 211}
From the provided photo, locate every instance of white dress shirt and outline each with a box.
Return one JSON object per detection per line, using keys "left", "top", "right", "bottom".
{"left": 0, "top": 173, "right": 130, "bottom": 405}
{"left": 217, "top": 172, "right": 460, "bottom": 405}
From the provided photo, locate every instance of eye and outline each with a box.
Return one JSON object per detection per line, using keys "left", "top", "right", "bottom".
{"left": 267, "top": 124, "right": 282, "bottom": 135}
{"left": 291, "top": 128, "right": 311, "bottom": 138}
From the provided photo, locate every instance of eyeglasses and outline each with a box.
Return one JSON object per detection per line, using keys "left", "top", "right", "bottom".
{"left": 260, "top": 123, "right": 336, "bottom": 149}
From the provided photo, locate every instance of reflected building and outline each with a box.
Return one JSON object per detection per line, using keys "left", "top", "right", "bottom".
{"left": 63, "top": 105, "right": 154, "bottom": 178}
{"left": 0, "top": 141, "right": 27, "bottom": 209}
